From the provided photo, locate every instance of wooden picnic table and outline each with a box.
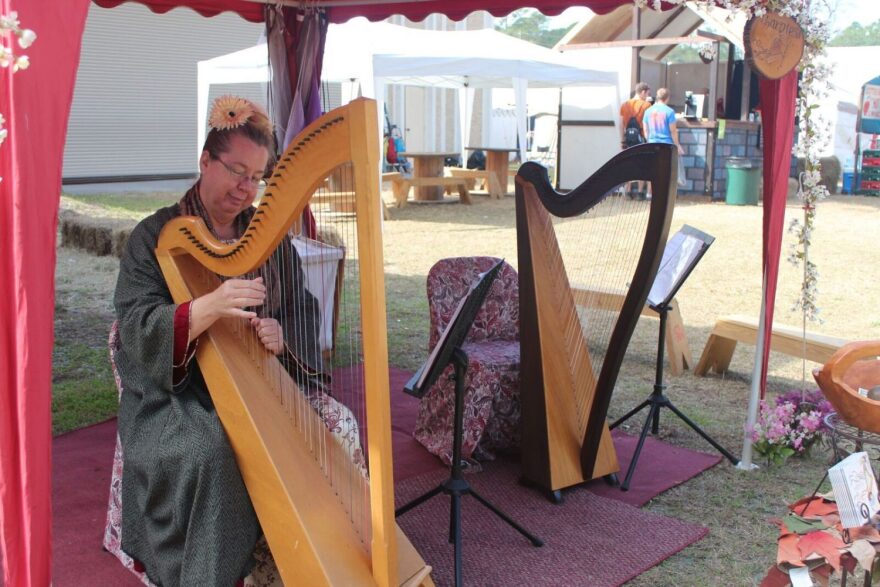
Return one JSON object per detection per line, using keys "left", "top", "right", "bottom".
{"left": 399, "top": 151, "right": 458, "bottom": 201}
{"left": 467, "top": 146, "right": 517, "bottom": 198}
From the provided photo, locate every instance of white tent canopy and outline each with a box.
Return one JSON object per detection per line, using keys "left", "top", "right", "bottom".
{"left": 198, "top": 19, "right": 618, "bottom": 164}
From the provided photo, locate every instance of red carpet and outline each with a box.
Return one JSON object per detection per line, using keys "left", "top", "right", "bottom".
{"left": 52, "top": 367, "right": 719, "bottom": 585}
{"left": 395, "top": 461, "right": 707, "bottom": 587}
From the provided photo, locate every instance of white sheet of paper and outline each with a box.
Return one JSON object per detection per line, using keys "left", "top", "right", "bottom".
{"left": 647, "top": 231, "right": 704, "bottom": 307}
{"left": 789, "top": 566, "right": 813, "bottom": 587}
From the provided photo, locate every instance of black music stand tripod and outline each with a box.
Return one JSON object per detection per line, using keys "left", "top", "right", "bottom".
{"left": 396, "top": 261, "right": 542, "bottom": 587}
{"left": 609, "top": 226, "right": 738, "bottom": 491}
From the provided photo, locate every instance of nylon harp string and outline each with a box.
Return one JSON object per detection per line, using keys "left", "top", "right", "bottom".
{"left": 154, "top": 99, "right": 425, "bottom": 586}
{"left": 516, "top": 143, "right": 677, "bottom": 494}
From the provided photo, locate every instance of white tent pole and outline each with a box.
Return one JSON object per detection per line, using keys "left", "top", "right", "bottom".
{"left": 374, "top": 78, "right": 387, "bottom": 228}
{"left": 738, "top": 270, "right": 767, "bottom": 470}
{"left": 458, "top": 85, "right": 468, "bottom": 165}
{"left": 513, "top": 77, "right": 528, "bottom": 163}
{"left": 196, "top": 61, "right": 209, "bottom": 169}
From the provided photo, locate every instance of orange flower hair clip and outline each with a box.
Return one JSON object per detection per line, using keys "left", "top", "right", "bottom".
{"left": 208, "top": 95, "right": 255, "bottom": 131}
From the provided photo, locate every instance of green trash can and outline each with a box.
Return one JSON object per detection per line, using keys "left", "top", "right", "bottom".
{"left": 725, "top": 157, "right": 760, "bottom": 205}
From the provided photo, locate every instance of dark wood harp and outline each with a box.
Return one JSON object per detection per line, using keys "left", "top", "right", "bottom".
{"left": 155, "top": 99, "right": 432, "bottom": 586}
{"left": 515, "top": 143, "right": 678, "bottom": 497}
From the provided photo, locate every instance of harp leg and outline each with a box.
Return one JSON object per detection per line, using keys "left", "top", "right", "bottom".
{"left": 517, "top": 475, "right": 564, "bottom": 504}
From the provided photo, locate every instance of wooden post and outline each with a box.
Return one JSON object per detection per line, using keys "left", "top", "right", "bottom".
{"left": 740, "top": 61, "right": 752, "bottom": 121}
{"left": 631, "top": 5, "right": 641, "bottom": 90}
{"left": 709, "top": 41, "right": 719, "bottom": 122}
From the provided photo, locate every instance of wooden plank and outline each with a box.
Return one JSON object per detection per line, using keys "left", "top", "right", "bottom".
{"left": 571, "top": 286, "right": 693, "bottom": 376}
{"left": 694, "top": 315, "right": 848, "bottom": 376}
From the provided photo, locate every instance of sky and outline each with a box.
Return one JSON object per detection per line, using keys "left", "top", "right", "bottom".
{"left": 546, "top": 1, "right": 880, "bottom": 35}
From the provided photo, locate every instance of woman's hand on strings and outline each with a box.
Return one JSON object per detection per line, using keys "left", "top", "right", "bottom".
{"left": 189, "top": 277, "right": 266, "bottom": 341}
{"left": 251, "top": 317, "right": 284, "bottom": 355}
{"left": 208, "top": 277, "right": 266, "bottom": 319}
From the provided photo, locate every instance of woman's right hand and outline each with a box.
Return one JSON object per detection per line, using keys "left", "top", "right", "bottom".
{"left": 189, "top": 277, "right": 266, "bottom": 341}
{"left": 205, "top": 277, "right": 266, "bottom": 319}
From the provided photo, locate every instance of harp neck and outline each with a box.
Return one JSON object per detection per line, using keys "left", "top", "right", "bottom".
{"left": 156, "top": 98, "right": 379, "bottom": 276}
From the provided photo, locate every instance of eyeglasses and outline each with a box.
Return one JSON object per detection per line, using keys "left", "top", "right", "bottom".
{"left": 212, "top": 156, "right": 265, "bottom": 189}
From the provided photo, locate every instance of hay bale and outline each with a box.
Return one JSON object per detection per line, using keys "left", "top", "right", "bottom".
{"left": 59, "top": 209, "right": 137, "bottom": 258}
{"left": 795, "top": 156, "right": 841, "bottom": 194}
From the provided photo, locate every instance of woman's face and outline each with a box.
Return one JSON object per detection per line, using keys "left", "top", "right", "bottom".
{"left": 198, "top": 133, "right": 270, "bottom": 227}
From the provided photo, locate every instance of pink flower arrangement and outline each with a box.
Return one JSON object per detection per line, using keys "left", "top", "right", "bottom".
{"left": 748, "top": 390, "right": 833, "bottom": 465}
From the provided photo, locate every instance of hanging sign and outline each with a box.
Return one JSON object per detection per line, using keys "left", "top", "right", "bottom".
{"left": 743, "top": 12, "right": 805, "bottom": 80}
{"left": 859, "top": 77, "right": 880, "bottom": 134}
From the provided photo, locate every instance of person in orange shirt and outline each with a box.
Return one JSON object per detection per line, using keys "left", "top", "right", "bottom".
{"left": 620, "top": 82, "right": 651, "bottom": 197}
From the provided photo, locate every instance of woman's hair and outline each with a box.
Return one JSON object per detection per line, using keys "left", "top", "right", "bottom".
{"left": 202, "top": 97, "right": 277, "bottom": 175}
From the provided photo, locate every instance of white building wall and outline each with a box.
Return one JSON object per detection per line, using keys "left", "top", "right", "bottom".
{"left": 64, "top": 3, "right": 263, "bottom": 181}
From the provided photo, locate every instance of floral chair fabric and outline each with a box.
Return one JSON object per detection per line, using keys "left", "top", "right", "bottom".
{"left": 103, "top": 322, "right": 364, "bottom": 586}
{"left": 413, "top": 257, "right": 521, "bottom": 467}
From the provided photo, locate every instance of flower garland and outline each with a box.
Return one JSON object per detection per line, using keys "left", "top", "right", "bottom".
{"left": 0, "top": 11, "right": 37, "bottom": 183}
{"left": 697, "top": 41, "right": 717, "bottom": 62}
{"left": 634, "top": 0, "right": 831, "bottom": 391}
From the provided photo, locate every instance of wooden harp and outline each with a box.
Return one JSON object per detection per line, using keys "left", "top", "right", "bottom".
{"left": 155, "top": 98, "right": 432, "bottom": 586}
{"left": 515, "top": 143, "right": 677, "bottom": 498}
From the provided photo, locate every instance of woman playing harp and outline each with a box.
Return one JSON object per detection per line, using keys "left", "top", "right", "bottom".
{"left": 113, "top": 96, "right": 361, "bottom": 587}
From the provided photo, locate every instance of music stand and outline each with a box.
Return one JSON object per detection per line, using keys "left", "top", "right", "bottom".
{"left": 610, "top": 225, "right": 738, "bottom": 491}
{"left": 396, "top": 259, "right": 542, "bottom": 587}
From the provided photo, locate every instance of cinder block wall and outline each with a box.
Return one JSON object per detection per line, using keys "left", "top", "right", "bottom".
{"left": 678, "top": 124, "right": 763, "bottom": 199}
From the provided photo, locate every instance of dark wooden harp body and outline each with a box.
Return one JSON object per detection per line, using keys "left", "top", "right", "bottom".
{"left": 515, "top": 143, "right": 678, "bottom": 495}
{"left": 155, "top": 99, "right": 432, "bottom": 586}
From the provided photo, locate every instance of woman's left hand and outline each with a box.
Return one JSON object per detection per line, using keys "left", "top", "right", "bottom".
{"left": 251, "top": 317, "right": 284, "bottom": 355}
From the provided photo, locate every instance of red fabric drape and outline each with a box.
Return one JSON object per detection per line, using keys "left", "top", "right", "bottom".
{"left": 91, "top": 0, "right": 635, "bottom": 24}
{"left": 0, "top": 0, "right": 91, "bottom": 584}
{"left": 758, "top": 71, "right": 799, "bottom": 398}
{"left": 93, "top": 0, "right": 264, "bottom": 22}
{"left": 327, "top": 0, "right": 633, "bottom": 22}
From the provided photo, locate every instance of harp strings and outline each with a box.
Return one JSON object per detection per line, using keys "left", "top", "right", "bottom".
{"left": 552, "top": 184, "right": 653, "bottom": 432}
{"left": 218, "top": 161, "right": 372, "bottom": 543}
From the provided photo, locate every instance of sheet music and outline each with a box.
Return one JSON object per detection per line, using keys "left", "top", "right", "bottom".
{"left": 647, "top": 226, "right": 714, "bottom": 308}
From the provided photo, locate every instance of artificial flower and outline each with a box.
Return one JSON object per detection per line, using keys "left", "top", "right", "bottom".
{"left": 208, "top": 95, "right": 254, "bottom": 131}
{"left": 0, "top": 11, "right": 19, "bottom": 31}
{"left": 12, "top": 55, "right": 29, "bottom": 72}
{"left": 17, "top": 29, "right": 36, "bottom": 49}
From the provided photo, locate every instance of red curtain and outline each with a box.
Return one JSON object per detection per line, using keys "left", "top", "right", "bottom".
{"left": 0, "top": 0, "right": 91, "bottom": 585}
{"left": 758, "top": 71, "right": 799, "bottom": 398}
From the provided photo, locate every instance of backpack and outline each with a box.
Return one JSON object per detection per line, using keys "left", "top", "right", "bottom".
{"left": 385, "top": 135, "right": 398, "bottom": 163}
{"left": 624, "top": 115, "right": 643, "bottom": 147}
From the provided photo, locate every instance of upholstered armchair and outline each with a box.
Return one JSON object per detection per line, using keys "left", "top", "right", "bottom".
{"left": 413, "top": 257, "right": 521, "bottom": 467}
{"left": 814, "top": 340, "right": 880, "bottom": 434}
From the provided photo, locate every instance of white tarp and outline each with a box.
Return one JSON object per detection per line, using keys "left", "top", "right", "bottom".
{"left": 197, "top": 19, "right": 618, "bottom": 164}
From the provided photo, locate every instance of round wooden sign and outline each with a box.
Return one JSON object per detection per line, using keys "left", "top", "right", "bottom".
{"left": 743, "top": 12, "right": 805, "bottom": 80}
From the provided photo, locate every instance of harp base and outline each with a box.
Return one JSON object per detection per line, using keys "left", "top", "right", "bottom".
{"left": 610, "top": 304, "right": 739, "bottom": 491}
{"left": 396, "top": 348, "right": 543, "bottom": 587}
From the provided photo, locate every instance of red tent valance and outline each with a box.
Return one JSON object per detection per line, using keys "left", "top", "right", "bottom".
{"left": 91, "top": 0, "right": 637, "bottom": 24}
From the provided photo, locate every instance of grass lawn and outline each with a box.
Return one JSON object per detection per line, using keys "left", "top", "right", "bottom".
{"left": 55, "top": 186, "right": 880, "bottom": 585}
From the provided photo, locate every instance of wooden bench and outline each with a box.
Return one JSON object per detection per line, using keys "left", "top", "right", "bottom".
{"left": 694, "top": 315, "right": 848, "bottom": 376}
{"left": 386, "top": 174, "right": 471, "bottom": 207}
{"left": 571, "top": 286, "right": 693, "bottom": 376}
{"left": 447, "top": 167, "right": 505, "bottom": 199}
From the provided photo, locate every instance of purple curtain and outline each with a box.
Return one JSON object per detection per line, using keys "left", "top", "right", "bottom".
{"left": 266, "top": 6, "right": 328, "bottom": 239}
